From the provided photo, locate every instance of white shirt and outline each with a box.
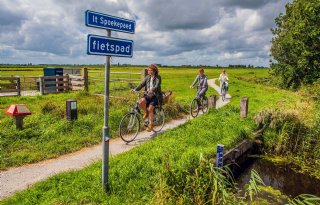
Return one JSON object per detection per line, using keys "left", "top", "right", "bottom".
{"left": 219, "top": 73, "right": 229, "bottom": 87}
{"left": 149, "top": 76, "right": 155, "bottom": 90}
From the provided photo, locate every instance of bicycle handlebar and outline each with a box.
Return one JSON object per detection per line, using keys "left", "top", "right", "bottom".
{"left": 132, "top": 90, "right": 148, "bottom": 95}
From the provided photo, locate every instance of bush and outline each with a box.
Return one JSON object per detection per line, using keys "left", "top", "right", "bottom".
{"left": 300, "top": 79, "right": 320, "bottom": 102}
{"left": 40, "top": 101, "right": 65, "bottom": 118}
{"left": 254, "top": 109, "right": 308, "bottom": 155}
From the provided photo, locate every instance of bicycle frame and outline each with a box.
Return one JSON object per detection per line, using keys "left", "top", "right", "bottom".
{"left": 131, "top": 94, "right": 142, "bottom": 115}
{"left": 130, "top": 91, "right": 160, "bottom": 126}
{"left": 190, "top": 86, "right": 209, "bottom": 118}
{"left": 193, "top": 86, "right": 206, "bottom": 102}
{"left": 221, "top": 82, "right": 227, "bottom": 93}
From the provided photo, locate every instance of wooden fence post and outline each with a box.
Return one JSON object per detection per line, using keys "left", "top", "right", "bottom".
{"left": 82, "top": 67, "right": 89, "bottom": 92}
{"left": 16, "top": 77, "right": 21, "bottom": 96}
{"left": 65, "top": 74, "right": 70, "bottom": 91}
{"left": 141, "top": 68, "right": 147, "bottom": 81}
{"left": 39, "top": 76, "right": 44, "bottom": 95}
{"left": 240, "top": 97, "right": 249, "bottom": 118}
{"left": 209, "top": 94, "right": 217, "bottom": 108}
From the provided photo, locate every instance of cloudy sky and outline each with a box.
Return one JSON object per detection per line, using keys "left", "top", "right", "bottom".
{"left": 0, "top": 0, "right": 291, "bottom": 67}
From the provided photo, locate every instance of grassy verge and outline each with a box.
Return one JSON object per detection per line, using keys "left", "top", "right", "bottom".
{"left": 1, "top": 106, "right": 253, "bottom": 205}
{"left": 0, "top": 90, "right": 187, "bottom": 170}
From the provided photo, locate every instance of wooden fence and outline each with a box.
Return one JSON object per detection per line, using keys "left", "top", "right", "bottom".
{"left": 0, "top": 68, "right": 88, "bottom": 96}
{"left": 37, "top": 74, "right": 88, "bottom": 95}
{"left": 89, "top": 69, "right": 146, "bottom": 92}
{"left": 90, "top": 71, "right": 143, "bottom": 82}
{"left": 0, "top": 68, "right": 148, "bottom": 96}
{"left": 0, "top": 77, "right": 21, "bottom": 96}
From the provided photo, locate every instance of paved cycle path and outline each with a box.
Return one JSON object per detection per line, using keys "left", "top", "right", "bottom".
{"left": 207, "top": 79, "right": 232, "bottom": 108}
{"left": 0, "top": 79, "right": 231, "bottom": 200}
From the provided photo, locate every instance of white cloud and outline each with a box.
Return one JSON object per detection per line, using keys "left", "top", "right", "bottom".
{"left": 219, "top": 52, "right": 244, "bottom": 60}
{"left": 0, "top": 0, "right": 291, "bottom": 66}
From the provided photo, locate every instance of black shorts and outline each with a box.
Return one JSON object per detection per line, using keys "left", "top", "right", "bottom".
{"left": 144, "top": 94, "right": 158, "bottom": 107}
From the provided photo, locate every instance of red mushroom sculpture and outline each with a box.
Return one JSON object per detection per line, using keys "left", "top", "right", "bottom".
{"left": 5, "top": 104, "right": 32, "bottom": 130}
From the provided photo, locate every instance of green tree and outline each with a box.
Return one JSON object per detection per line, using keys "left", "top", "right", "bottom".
{"left": 270, "top": 0, "right": 320, "bottom": 90}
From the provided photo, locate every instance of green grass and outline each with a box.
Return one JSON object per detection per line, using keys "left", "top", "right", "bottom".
{"left": 1, "top": 67, "right": 306, "bottom": 205}
{"left": 0, "top": 90, "right": 188, "bottom": 170}
{"left": 0, "top": 92, "right": 103, "bottom": 169}
{"left": 1, "top": 106, "right": 254, "bottom": 205}
{"left": 0, "top": 67, "right": 270, "bottom": 170}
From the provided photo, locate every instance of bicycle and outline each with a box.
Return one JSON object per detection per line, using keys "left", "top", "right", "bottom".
{"left": 221, "top": 82, "right": 228, "bottom": 101}
{"left": 119, "top": 91, "right": 165, "bottom": 143}
{"left": 190, "top": 86, "right": 209, "bottom": 118}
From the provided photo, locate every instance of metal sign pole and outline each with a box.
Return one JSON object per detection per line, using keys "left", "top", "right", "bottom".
{"left": 102, "top": 29, "right": 111, "bottom": 192}
{"left": 85, "top": 10, "right": 135, "bottom": 193}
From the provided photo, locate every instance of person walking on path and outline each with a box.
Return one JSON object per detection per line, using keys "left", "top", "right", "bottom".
{"left": 134, "top": 64, "right": 162, "bottom": 132}
{"left": 190, "top": 68, "right": 208, "bottom": 99}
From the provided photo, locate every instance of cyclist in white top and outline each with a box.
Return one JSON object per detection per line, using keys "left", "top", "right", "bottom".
{"left": 218, "top": 69, "right": 229, "bottom": 94}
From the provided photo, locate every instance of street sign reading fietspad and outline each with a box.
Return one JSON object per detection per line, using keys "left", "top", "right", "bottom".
{"left": 87, "top": 34, "right": 133, "bottom": 57}
{"left": 85, "top": 10, "right": 135, "bottom": 34}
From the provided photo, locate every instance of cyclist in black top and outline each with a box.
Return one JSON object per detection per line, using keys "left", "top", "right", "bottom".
{"left": 134, "top": 64, "right": 162, "bottom": 131}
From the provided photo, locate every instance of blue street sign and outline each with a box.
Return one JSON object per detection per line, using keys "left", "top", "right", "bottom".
{"left": 85, "top": 10, "right": 135, "bottom": 34}
{"left": 87, "top": 34, "right": 133, "bottom": 57}
{"left": 215, "top": 144, "right": 224, "bottom": 168}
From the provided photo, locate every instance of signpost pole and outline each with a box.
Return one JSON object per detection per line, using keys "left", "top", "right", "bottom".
{"left": 85, "top": 10, "right": 135, "bottom": 192}
{"left": 102, "top": 29, "right": 111, "bottom": 192}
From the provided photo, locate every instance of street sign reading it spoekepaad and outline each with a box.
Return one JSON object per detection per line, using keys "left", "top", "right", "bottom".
{"left": 85, "top": 10, "right": 135, "bottom": 34}
{"left": 87, "top": 34, "right": 133, "bottom": 57}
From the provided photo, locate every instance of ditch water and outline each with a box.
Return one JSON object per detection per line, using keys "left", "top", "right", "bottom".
{"left": 236, "top": 157, "right": 320, "bottom": 198}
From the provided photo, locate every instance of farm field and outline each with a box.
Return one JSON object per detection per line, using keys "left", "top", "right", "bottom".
{"left": 1, "top": 0, "right": 320, "bottom": 204}
{"left": 0, "top": 66, "right": 269, "bottom": 170}
{"left": 2, "top": 66, "right": 319, "bottom": 204}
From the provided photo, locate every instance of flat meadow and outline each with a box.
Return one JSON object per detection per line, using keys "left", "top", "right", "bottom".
{"left": 3, "top": 65, "right": 319, "bottom": 204}
{"left": 0, "top": 66, "right": 243, "bottom": 170}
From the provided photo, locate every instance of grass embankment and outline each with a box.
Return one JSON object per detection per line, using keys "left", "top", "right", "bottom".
{"left": 1, "top": 107, "right": 253, "bottom": 205}
{"left": 253, "top": 91, "right": 320, "bottom": 180}
{"left": 1, "top": 69, "right": 305, "bottom": 204}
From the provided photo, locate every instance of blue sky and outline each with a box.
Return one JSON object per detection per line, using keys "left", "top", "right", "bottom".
{"left": 0, "top": 0, "right": 290, "bottom": 67}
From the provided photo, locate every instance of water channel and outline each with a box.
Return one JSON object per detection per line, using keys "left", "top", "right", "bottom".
{"left": 236, "top": 157, "right": 320, "bottom": 198}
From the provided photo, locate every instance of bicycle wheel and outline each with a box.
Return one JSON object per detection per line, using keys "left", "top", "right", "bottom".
{"left": 221, "top": 86, "right": 226, "bottom": 101}
{"left": 190, "top": 98, "right": 199, "bottom": 118}
{"left": 119, "top": 112, "right": 140, "bottom": 143}
{"left": 152, "top": 107, "right": 165, "bottom": 132}
{"left": 201, "top": 96, "right": 209, "bottom": 113}
{"left": 221, "top": 89, "right": 226, "bottom": 101}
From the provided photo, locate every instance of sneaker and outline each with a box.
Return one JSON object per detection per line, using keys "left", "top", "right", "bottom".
{"left": 146, "top": 125, "right": 153, "bottom": 132}
{"left": 143, "top": 112, "right": 148, "bottom": 119}
{"left": 144, "top": 119, "right": 149, "bottom": 127}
